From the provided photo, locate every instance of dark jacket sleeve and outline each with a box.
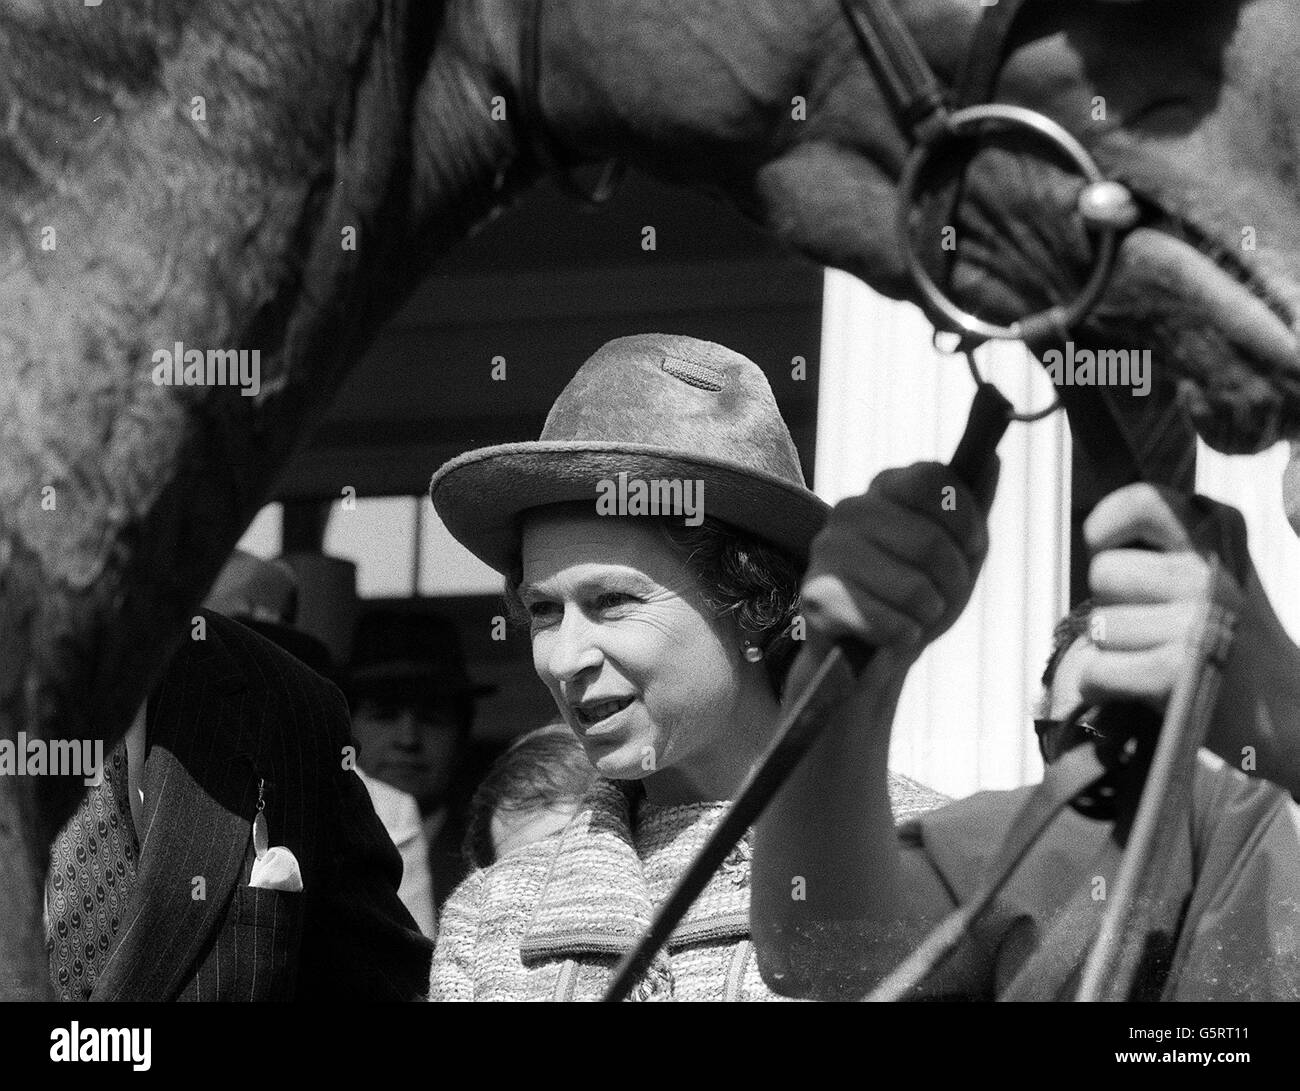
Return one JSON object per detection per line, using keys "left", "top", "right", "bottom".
{"left": 896, "top": 762, "right": 1300, "bottom": 1001}
{"left": 298, "top": 680, "right": 435, "bottom": 1001}
{"left": 895, "top": 786, "right": 1116, "bottom": 1000}
{"left": 1164, "top": 759, "right": 1300, "bottom": 1000}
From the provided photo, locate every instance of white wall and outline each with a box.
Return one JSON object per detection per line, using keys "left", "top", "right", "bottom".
{"left": 817, "top": 270, "right": 1070, "bottom": 796}
{"left": 238, "top": 497, "right": 502, "bottom": 598}
{"left": 1195, "top": 441, "right": 1300, "bottom": 642}
{"left": 817, "top": 269, "right": 1300, "bottom": 797}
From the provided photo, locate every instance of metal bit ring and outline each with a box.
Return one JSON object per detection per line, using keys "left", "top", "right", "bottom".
{"left": 897, "top": 104, "right": 1124, "bottom": 346}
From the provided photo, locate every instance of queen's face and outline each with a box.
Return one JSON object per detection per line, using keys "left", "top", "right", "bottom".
{"left": 519, "top": 510, "right": 765, "bottom": 802}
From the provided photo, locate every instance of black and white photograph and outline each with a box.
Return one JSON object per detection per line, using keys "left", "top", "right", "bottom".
{"left": 1, "top": 0, "right": 1297, "bottom": 1069}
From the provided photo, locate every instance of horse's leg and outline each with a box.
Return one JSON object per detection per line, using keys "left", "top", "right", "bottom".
{"left": 0, "top": 0, "right": 455, "bottom": 999}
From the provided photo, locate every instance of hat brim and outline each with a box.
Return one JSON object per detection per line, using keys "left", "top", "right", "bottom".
{"left": 232, "top": 618, "right": 339, "bottom": 684}
{"left": 429, "top": 441, "right": 830, "bottom": 575}
{"left": 349, "top": 661, "right": 496, "bottom": 698}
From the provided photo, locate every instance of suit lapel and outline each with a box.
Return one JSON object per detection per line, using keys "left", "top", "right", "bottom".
{"left": 93, "top": 616, "right": 258, "bottom": 1002}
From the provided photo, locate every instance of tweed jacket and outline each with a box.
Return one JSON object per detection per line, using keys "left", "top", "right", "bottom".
{"left": 430, "top": 771, "right": 950, "bottom": 1002}
{"left": 430, "top": 777, "right": 788, "bottom": 1001}
{"left": 79, "top": 611, "right": 433, "bottom": 1001}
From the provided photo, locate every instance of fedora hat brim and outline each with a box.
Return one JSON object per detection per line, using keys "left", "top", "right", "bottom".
{"left": 430, "top": 440, "right": 830, "bottom": 575}
{"left": 349, "top": 659, "right": 496, "bottom": 699}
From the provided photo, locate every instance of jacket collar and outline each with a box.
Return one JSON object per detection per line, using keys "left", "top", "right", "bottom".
{"left": 519, "top": 779, "right": 751, "bottom": 964}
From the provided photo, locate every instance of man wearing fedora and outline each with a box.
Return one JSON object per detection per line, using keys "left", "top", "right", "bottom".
{"left": 348, "top": 609, "right": 495, "bottom": 936}
{"left": 45, "top": 552, "right": 434, "bottom": 1001}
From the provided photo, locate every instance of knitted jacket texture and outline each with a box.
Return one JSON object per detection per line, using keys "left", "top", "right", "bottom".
{"left": 430, "top": 773, "right": 947, "bottom": 1001}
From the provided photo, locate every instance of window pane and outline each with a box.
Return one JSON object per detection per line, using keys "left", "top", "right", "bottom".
{"left": 419, "top": 503, "right": 502, "bottom": 597}
{"left": 324, "top": 497, "right": 415, "bottom": 598}
{"left": 236, "top": 503, "right": 282, "bottom": 559}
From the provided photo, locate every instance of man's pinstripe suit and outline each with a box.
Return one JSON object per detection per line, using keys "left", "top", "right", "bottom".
{"left": 70, "top": 609, "right": 433, "bottom": 1001}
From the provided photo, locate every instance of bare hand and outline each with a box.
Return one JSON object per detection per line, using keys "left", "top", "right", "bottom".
{"left": 1076, "top": 483, "right": 1248, "bottom": 711}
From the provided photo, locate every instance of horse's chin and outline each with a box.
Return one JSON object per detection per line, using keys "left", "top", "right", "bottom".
{"left": 1172, "top": 379, "right": 1293, "bottom": 456}
{"left": 1108, "top": 224, "right": 1300, "bottom": 454}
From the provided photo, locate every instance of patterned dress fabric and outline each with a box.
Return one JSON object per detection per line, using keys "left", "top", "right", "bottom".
{"left": 46, "top": 741, "right": 139, "bottom": 1001}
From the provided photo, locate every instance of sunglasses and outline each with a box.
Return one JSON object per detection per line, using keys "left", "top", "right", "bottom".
{"left": 1032, "top": 714, "right": 1102, "bottom": 742}
{"left": 1033, "top": 706, "right": 1104, "bottom": 762}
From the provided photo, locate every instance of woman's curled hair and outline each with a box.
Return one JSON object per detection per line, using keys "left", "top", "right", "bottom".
{"left": 656, "top": 516, "right": 804, "bottom": 697}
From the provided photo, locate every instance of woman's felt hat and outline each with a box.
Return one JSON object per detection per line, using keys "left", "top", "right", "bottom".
{"left": 429, "top": 334, "right": 829, "bottom": 574}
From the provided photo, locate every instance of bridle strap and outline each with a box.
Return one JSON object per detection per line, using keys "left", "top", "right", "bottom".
{"left": 840, "top": 0, "right": 1031, "bottom": 139}
{"left": 515, "top": 0, "right": 625, "bottom": 204}
{"left": 840, "top": 0, "right": 948, "bottom": 142}
{"left": 844, "top": 0, "right": 1055, "bottom": 352}
{"left": 955, "top": 0, "right": 1032, "bottom": 109}
{"left": 933, "top": 0, "right": 1034, "bottom": 340}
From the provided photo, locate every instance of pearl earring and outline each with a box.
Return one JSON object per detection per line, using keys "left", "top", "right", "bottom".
{"left": 743, "top": 642, "right": 764, "bottom": 663}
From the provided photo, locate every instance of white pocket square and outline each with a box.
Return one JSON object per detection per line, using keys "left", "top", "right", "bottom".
{"left": 249, "top": 845, "right": 303, "bottom": 892}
